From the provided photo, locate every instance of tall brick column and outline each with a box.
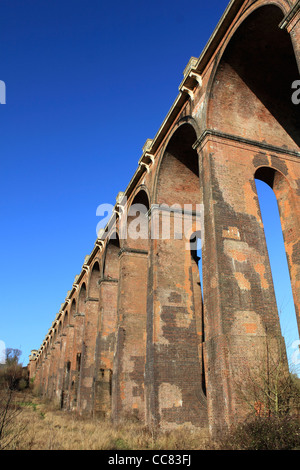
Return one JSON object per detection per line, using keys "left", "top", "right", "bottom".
{"left": 33, "top": 362, "right": 42, "bottom": 394}
{"left": 94, "top": 277, "right": 118, "bottom": 416}
{"left": 78, "top": 296, "right": 100, "bottom": 414}
{"left": 62, "top": 321, "right": 75, "bottom": 409}
{"left": 145, "top": 207, "right": 208, "bottom": 430}
{"left": 43, "top": 353, "right": 51, "bottom": 397}
{"left": 280, "top": 0, "right": 300, "bottom": 71}
{"left": 112, "top": 248, "right": 148, "bottom": 421}
{"left": 55, "top": 328, "right": 67, "bottom": 407}
{"left": 48, "top": 338, "right": 60, "bottom": 400}
{"left": 197, "top": 135, "right": 292, "bottom": 434}
{"left": 69, "top": 311, "right": 85, "bottom": 411}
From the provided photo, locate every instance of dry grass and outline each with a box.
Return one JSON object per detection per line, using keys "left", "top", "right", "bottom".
{"left": 1, "top": 390, "right": 213, "bottom": 450}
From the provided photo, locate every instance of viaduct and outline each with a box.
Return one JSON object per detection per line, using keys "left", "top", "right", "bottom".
{"left": 28, "top": 0, "right": 300, "bottom": 437}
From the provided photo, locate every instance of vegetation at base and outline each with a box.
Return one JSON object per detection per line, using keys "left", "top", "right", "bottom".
{"left": 219, "top": 414, "right": 300, "bottom": 450}
{"left": 218, "top": 337, "right": 300, "bottom": 450}
{"left": 0, "top": 348, "right": 29, "bottom": 449}
{"left": 0, "top": 347, "right": 299, "bottom": 450}
{"left": 0, "top": 388, "right": 298, "bottom": 450}
{"left": 0, "top": 391, "right": 212, "bottom": 450}
{"left": 0, "top": 348, "right": 28, "bottom": 391}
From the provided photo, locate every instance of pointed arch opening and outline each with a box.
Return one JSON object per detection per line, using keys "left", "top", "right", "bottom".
{"left": 190, "top": 231, "right": 206, "bottom": 397}
{"left": 255, "top": 167, "right": 300, "bottom": 373}
{"left": 103, "top": 233, "right": 120, "bottom": 280}
{"left": 208, "top": 5, "right": 300, "bottom": 152}
{"left": 63, "top": 311, "right": 69, "bottom": 330}
{"left": 78, "top": 283, "right": 87, "bottom": 313}
{"left": 89, "top": 261, "right": 100, "bottom": 298}
{"left": 70, "top": 299, "right": 76, "bottom": 318}
{"left": 126, "top": 189, "right": 150, "bottom": 251}
{"left": 156, "top": 123, "right": 200, "bottom": 206}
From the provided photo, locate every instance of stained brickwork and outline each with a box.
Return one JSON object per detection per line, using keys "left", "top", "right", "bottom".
{"left": 28, "top": 0, "right": 300, "bottom": 437}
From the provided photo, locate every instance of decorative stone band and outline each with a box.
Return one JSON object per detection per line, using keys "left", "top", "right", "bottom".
{"left": 279, "top": 0, "right": 300, "bottom": 30}
{"left": 192, "top": 129, "right": 300, "bottom": 158}
{"left": 85, "top": 297, "right": 99, "bottom": 302}
{"left": 148, "top": 204, "right": 203, "bottom": 218}
{"left": 118, "top": 247, "right": 148, "bottom": 257}
{"left": 97, "top": 277, "right": 119, "bottom": 285}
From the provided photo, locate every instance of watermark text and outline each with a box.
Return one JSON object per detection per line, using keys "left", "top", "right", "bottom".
{"left": 291, "top": 80, "right": 300, "bottom": 105}
{"left": 0, "top": 80, "right": 6, "bottom": 104}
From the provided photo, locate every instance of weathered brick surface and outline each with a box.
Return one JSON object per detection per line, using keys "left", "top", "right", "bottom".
{"left": 78, "top": 288, "right": 100, "bottom": 413}
{"left": 28, "top": 0, "right": 300, "bottom": 437}
{"left": 113, "top": 249, "right": 148, "bottom": 421}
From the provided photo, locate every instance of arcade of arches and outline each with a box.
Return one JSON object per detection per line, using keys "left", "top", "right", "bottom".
{"left": 28, "top": 0, "right": 300, "bottom": 437}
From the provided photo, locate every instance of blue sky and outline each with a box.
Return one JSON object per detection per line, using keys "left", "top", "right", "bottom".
{"left": 255, "top": 180, "right": 299, "bottom": 374}
{"left": 0, "top": 0, "right": 298, "bottom": 372}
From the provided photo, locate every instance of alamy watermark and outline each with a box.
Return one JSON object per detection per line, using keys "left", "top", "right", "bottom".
{"left": 291, "top": 80, "right": 300, "bottom": 105}
{"left": 0, "top": 80, "right": 6, "bottom": 104}
{"left": 96, "top": 200, "right": 205, "bottom": 251}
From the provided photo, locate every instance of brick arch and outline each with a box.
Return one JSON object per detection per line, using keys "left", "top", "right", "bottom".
{"left": 70, "top": 298, "right": 76, "bottom": 317}
{"left": 77, "top": 282, "right": 87, "bottom": 313}
{"left": 53, "top": 326, "right": 57, "bottom": 343}
{"left": 124, "top": 187, "right": 150, "bottom": 251}
{"left": 207, "top": 2, "right": 299, "bottom": 151}
{"left": 131, "top": 183, "right": 151, "bottom": 206}
{"left": 48, "top": 333, "right": 53, "bottom": 348}
{"left": 154, "top": 122, "right": 200, "bottom": 207}
{"left": 103, "top": 231, "right": 120, "bottom": 280}
{"left": 204, "top": 0, "right": 291, "bottom": 107}
{"left": 157, "top": 115, "right": 201, "bottom": 155}
{"left": 88, "top": 260, "right": 101, "bottom": 298}
{"left": 153, "top": 118, "right": 201, "bottom": 206}
{"left": 63, "top": 310, "right": 69, "bottom": 329}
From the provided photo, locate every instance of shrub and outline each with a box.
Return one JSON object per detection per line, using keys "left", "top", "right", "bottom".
{"left": 220, "top": 415, "right": 300, "bottom": 450}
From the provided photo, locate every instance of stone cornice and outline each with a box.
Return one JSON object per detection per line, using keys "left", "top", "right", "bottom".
{"left": 148, "top": 204, "right": 202, "bottom": 217}
{"left": 118, "top": 247, "right": 148, "bottom": 257}
{"left": 193, "top": 129, "right": 300, "bottom": 158}
{"left": 97, "top": 276, "right": 119, "bottom": 285}
{"left": 279, "top": 0, "right": 300, "bottom": 30}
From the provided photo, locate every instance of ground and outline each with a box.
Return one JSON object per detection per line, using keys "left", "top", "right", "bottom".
{"left": 0, "top": 389, "right": 211, "bottom": 450}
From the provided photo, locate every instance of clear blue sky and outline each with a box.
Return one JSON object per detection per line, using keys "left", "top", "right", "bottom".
{"left": 0, "top": 0, "right": 298, "bottom": 372}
